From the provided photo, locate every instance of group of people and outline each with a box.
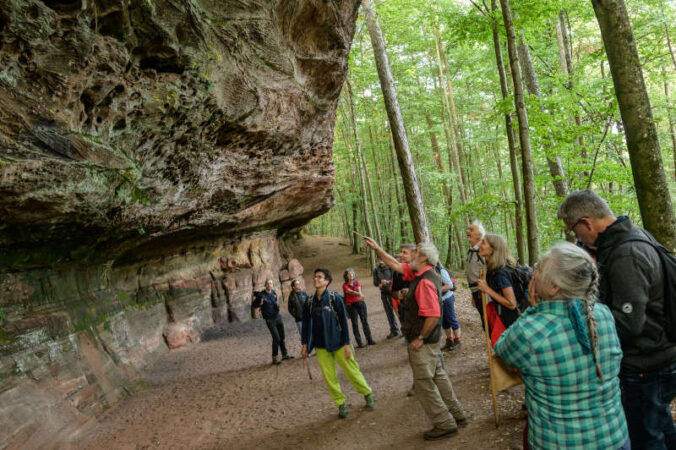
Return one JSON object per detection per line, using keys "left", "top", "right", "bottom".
{"left": 253, "top": 189, "right": 676, "bottom": 449}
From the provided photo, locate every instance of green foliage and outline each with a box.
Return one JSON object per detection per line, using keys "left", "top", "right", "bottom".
{"left": 308, "top": 0, "right": 675, "bottom": 268}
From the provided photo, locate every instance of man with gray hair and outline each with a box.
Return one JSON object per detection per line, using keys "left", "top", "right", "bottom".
{"left": 465, "top": 221, "right": 486, "bottom": 327}
{"left": 558, "top": 189, "right": 676, "bottom": 448}
{"left": 363, "top": 236, "right": 467, "bottom": 441}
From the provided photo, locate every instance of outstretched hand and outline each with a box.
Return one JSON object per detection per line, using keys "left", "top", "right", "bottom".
{"left": 362, "top": 236, "right": 380, "bottom": 251}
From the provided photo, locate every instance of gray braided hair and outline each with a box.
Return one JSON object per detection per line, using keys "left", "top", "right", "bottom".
{"left": 535, "top": 242, "right": 603, "bottom": 380}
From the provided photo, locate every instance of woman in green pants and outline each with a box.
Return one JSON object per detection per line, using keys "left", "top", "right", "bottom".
{"left": 301, "top": 268, "right": 375, "bottom": 418}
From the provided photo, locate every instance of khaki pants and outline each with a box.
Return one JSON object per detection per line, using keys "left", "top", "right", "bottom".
{"left": 407, "top": 342, "right": 465, "bottom": 430}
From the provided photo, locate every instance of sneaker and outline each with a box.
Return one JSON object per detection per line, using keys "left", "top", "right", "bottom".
{"left": 407, "top": 386, "right": 416, "bottom": 397}
{"left": 272, "top": 356, "right": 281, "bottom": 365}
{"left": 357, "top": 343, "right": 366, "bottom": 349}
{"left": 386, "top": 332, "right": 398, "bottom": 339}
{"left": 338, "top": 403, "right": 348, "bottom": 419}
{"left": 441, "top": 340, "right": 455, "bottom": 351}
{"left": 364, "top": 393, "right": 375, "bottom": 410}
{"left": 423, "top": 426, "right": 458, "bottom": 441}
{"left": 367, "top": 340, "right": 377, "bottom": 346}
{"left": 452, "top": 341, "right": 463, "bottom": 351}
{"left": 282, "top": 355, "right": 295, "bottom": 360}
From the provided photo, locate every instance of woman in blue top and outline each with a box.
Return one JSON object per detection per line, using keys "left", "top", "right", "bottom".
{"left": 495, "top": 242, "right": 629, "bottom": 450}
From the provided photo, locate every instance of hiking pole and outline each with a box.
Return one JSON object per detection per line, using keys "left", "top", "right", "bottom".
{"left": 480, "top": 270, "right": 500, "bottom": 428}
{"left": 303, "top": 356, "right": 313, "bottom": 380}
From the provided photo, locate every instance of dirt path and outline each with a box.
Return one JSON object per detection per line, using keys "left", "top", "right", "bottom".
{"left": 74, "top": 236, "right": 525, "bottom": 449}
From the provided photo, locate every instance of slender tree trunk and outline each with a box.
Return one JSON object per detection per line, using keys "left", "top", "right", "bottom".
{"left": 556, "top": 12, "right": 589, "bottom": 174}
{"left": 592, "top": 0, "right": 676, "bottom": 250}
{"left": 346, "top": 81, "right": 383, "bottom": 246}
{"left": 664, "top": 77, "right": 676, "bottom": 181}
{"left": 342, "top": 94, "right": 376, "bottom": 266}
{"left": 490, "top": 0, "right": 526, "bottom": 264}
{"left": 430, "top": 40, "right": 468, "bottom": 206}
{"left": 499, "top": 0, "right": 539, "bottom": 264}
{"left": 363, "top": 0, "right": 430, "bottom": 244}
{"left": 517, "top": 36, "right": 568, "bottom": 198}
{"left": 388, "top": 134, "right": 408, "bottom": 243}
{"left": 659, "top": 0, "right": 676, "bottom": 73}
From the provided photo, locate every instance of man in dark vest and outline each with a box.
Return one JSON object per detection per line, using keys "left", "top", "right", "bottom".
{"left": 364, "top": 236, "right": 467, "bottom": 441}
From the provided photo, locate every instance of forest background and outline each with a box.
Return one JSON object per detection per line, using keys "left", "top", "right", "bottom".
{"left": 306, "top": 0, "right": 676, "bottom": 271}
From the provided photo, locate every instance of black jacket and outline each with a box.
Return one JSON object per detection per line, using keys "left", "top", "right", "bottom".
{"left": 373, "top": 264, "right": 393, "bottom": 294}
{"left": 596, "top": 216, "right": 676, "bottom": 371}
{"left": 287, "top": 290, "right": 309, "bottom": 321}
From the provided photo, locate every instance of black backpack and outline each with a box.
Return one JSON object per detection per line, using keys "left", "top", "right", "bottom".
{"left": 508, "top": 264, "right": 533, "bottom": 313}
{"left": 609, "top": 232, "right": 676, "bottom": 342}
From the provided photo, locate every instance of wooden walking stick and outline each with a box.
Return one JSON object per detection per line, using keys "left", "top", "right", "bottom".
{"left": 479, "top": 270, "right": 500, "bottom": 428}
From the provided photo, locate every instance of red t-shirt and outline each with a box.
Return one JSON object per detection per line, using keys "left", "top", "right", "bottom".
{"left": 342, "top": 280, "right": 362, "bottom": 305}
{"left": 401, "top": 263, "right": 440, "bottom": 318}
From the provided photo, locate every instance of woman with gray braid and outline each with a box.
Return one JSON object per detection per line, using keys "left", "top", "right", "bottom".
{"left": 495, "top": 242, "right": 629, "bottom": 450}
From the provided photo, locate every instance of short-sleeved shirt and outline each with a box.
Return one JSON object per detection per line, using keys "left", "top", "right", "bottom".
{"left": 342, "top": 281, "right": 362, "bottom": 305}
{"left": 438, "top": 266, "right": 455, "bottom": 302}
{"left": 495, "top": 300, "right": 627, "bottom": 449}
{"left": 402, "top": 263, "right": 440, "bottom": 318}
{"left": 487, "top": 267, "right": 519, "bottom": 327}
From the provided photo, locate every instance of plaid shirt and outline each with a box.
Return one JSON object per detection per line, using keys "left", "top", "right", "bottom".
{"left": 495, "top": 299, "right": 628, "bottom": 449}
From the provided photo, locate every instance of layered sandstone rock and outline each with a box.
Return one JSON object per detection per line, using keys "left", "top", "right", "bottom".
{"left": 0, "top": 0, "right": 359, "bottom": 446}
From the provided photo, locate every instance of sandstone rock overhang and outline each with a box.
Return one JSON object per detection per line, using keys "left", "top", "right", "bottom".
{"left": 0, "top": 0, "right": 361, "bottom": 269}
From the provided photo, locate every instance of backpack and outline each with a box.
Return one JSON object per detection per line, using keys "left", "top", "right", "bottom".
{"left": 310, "top": 291, "right": 342, "bottom": 332}
{"left": 508, "top": 264, "right": 532, "bottom": 313}
{"left": 608, "top": 232, "right": 676, "bottom": 342}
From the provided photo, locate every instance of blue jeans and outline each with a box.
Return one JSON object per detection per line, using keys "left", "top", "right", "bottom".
{"left": 620, "top": 360, "right": 676, "bottom": 450}
{"left": 442, "top": 295, "right": 459, "bottom": 330}
{"left": 380, "top": 291, "right": 399, "bottom": 334}
{"left": 347, "top": 301, "right": 373, "bottom": 346}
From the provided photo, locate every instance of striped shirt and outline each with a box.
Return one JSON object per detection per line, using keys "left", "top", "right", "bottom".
{"left": 495, "top": 299, "right": 628, "bottom": 449}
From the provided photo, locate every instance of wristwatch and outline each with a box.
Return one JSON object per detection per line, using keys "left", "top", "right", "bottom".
{"left": 417, "top": 334, "right": 426, "bottom": 341}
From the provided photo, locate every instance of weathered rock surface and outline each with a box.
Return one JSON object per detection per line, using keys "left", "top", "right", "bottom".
{"left": 0, "top": 0, "right": 359, "bottom": 447}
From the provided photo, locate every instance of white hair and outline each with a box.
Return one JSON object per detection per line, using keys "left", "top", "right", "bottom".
{"left": 472, "top": 220, "right": 486, "bottom": 240}
{"left": 417, "top": 241, "right": 439, "bottom": 266}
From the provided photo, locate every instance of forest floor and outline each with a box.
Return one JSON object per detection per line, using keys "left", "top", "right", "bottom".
{"left": 73, "top": 236, "right": 526, "bottom": 450}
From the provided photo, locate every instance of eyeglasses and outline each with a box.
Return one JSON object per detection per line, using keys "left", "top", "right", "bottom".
{"left": 313, "top": 275, "right": 325, "bottom": 280}
{"left": 567, "top": 217, "right": 587, "bottom": 236}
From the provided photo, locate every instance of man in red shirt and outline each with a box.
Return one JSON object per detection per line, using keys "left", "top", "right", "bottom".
{"left": 364, "top": 237, "right": 467, "bottom": 441}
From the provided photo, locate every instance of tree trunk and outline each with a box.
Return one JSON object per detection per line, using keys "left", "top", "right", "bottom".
{"left": 431, "top": 33, "right": 469, "bottom": 206}
{"left": 664, "top": 77, "right": 676, "bottom": 181}
{"left": 342, "top": 94, "right": 376, "bottom": 266}
{"left": 659, "top": 0, "right": 676, "bottom": 73}
{"left": 363, "top": 0, "right": 431, "bottom": 244}
{"left": 592, "top": 0, "right": 676, "bottom": 250}
{"left": 346, "top": 81, "right": 383, "bottom": 246}
{"left": 490, "top": 3, "right": 525, "bottom": 264}
{"left": 517, "top": 36, "right": 568, "bottom": 198}
{"left": 499, "top": 0, "right": 539, "bottom": 264}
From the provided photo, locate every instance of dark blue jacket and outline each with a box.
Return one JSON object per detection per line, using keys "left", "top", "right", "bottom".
{"left": 301, "top": 289, "right": 350, "bottom": 353}
{"left": 252, "top": 290, "right": 280, "bottom": 320}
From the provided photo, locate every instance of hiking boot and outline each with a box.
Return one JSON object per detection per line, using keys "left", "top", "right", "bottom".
{"left": 338, "top": 403, "right": 348, "bottom": 419}
{"left": 364, "top": 393, "right": 375, "bottom": 410}
{"left": 423, "top": 426, "right": 458, "bottom": 441}
{"left": 357, "top": 343, "right": 366, "bottom": 349}
{"left": 367, "top": 340, "right": 377, "bottom": 346}
{"left": 282, "top": 354, "right": 295, "bottom": 360}
{"left": 454, "top": 414, "right": 469, "bottom": 427}
{"left": 407, "top": 386, "right": 416, "bottom": 397}
{"left": 386, "top": 331, "right": 399, "bottom": 339}
{"left": 452, "top": 341, "right": 463, "bottom": 351}
{"left": 272, "top": 356, "right": 281, "bottom": 365}
{"left": 441, "top": 339, "right": 455, "bottom": 351}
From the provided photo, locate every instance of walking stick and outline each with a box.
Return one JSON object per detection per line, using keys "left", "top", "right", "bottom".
{"left": 479, "top": 270, "right": 500, "bottom": 428}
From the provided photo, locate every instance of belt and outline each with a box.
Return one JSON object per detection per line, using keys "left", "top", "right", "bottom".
{"left": 468, "top": 282, "right": 478, "bottom": 288}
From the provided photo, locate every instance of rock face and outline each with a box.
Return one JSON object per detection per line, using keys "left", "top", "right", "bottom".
{"left": 0, "top": 0, "right": 359, "bottom": 446}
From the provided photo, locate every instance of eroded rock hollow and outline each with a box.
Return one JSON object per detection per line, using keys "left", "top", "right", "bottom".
{"left": 0, "top": 0, "right": 359, "bottom": 445}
